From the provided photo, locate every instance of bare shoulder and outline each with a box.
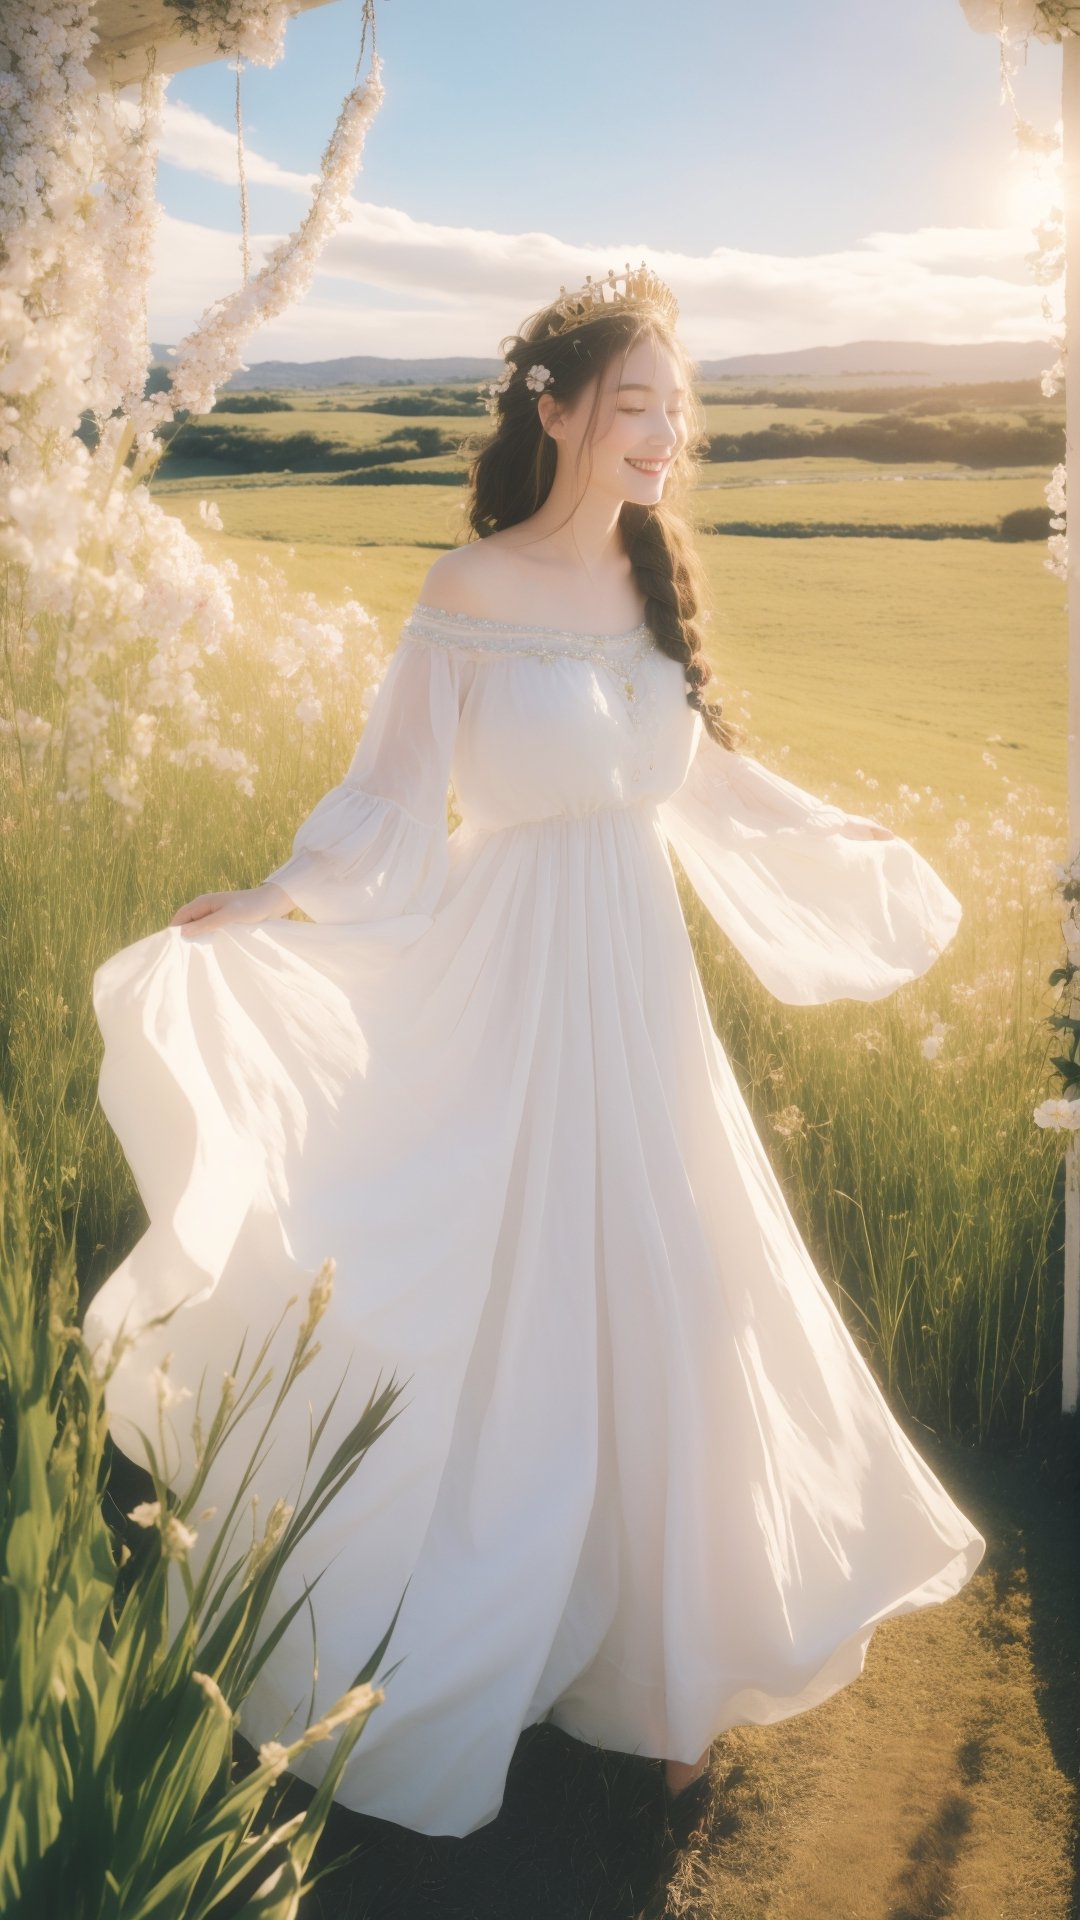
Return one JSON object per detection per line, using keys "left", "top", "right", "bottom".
{"left": 417, "top": 537, "right": 528, "bottom": 620}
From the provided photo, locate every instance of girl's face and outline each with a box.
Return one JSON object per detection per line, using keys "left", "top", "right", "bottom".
{"left": 546, "top": 333, "right": 691, "bottom": 505}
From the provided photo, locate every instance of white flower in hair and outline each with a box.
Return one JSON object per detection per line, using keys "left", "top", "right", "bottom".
{"left": 525, "top": 364, "right": 553, "bottom": 393}
{"left": 481, "top": 364, "right": 515, "bottom": 416}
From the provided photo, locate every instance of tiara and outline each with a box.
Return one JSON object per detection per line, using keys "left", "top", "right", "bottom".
{"left": 546, "top": 260, "right": 679, "bottom": 333}
{"left": 476, "top": 259, "right": 680, "bottom": 416}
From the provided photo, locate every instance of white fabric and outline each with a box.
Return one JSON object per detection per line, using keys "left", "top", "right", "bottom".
{"left": 84, "top": 602, "right": 985, "bottom": 1838}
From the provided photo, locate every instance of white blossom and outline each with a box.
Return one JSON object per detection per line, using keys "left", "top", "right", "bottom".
{"left": 162, "top": 1515, "right": 199, "bottom": 1560}
{"left": 1034, "top": 1096, "right": 1080, "bottom": 1131}
{"left": 151, "top": 1354, "right": 193, "bottom": 1410}
{"left": 258, "top": 1739, "right": 291, "bottom": 1778}
{"left": 0, "top": 5, "right": 386, "bottom": 814}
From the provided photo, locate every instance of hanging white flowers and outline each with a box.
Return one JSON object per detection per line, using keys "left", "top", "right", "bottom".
{"left": 151, "top": 53, "right": 387, "bottom": 429}
{"left": 960, "top": 1, "right": 1080, "bottom": 37}
{"left": 163, "top": 0, "right": 292, "bottom": 67}
{"left": 0, "top": 0, "right": 389, "bottom": 815}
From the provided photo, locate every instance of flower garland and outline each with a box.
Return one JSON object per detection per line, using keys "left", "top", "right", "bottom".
{"left": 0, "top": 0, "right": 387, "bottom": 814}
{"left": 134, "top": 21, "right": 386, "bottom": 435}
{"left": 960, "top": 0, "right": 1080, "bottom": 37}
{"left": 160, "top": 0, "right": 291, "bottom": 67}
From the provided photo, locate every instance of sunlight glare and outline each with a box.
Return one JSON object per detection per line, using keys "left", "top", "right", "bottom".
{"left": 1004, "top": 146, "right": 1063, "bottom": 232}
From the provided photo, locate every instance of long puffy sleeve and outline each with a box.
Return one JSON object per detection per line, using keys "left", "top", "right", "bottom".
{"left": 657, "top": 729, "right": 962, "bottom": 1006}
{"left": 265, "top": 634, "right": 468, "bottom": 925}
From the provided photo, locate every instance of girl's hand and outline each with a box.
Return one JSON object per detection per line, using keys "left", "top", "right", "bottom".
{"left": 170, "top": 881, "right": 294, "bottom": 938}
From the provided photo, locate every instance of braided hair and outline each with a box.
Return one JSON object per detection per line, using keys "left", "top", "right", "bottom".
{"left": 454, "top": 301, "right": 745, "bottom": 752}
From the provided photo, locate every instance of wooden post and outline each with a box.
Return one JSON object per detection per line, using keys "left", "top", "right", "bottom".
{"left": 1062, "top": 31, "right": 1080, "bottom": 1416}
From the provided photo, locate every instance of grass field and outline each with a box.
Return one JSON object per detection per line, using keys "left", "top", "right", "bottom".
{"left": 5, "top": 381, "right": 1068, "bottom": 1419}
{"left": 151, "top": 472, "right": 1063, "bottom": 803}
{"left": 3, "top": 378, "right": 1076, "bottom": 1919}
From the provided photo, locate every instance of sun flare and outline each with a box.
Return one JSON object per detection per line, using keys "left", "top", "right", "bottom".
{"left": 1004, "top": 146, "right": 1063, "bottom": 231}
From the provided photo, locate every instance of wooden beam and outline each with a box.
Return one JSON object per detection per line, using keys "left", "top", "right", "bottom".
{"left": 85, "top": 0, "right": 339, "bottom": 86}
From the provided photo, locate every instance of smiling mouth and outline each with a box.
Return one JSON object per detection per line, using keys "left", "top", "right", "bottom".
{"left": 625, "top": 457, "right": 670, "bottom": 473}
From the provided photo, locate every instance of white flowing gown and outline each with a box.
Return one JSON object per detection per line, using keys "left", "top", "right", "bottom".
{"left": 84, "top": 602, "right": 986, "bottom": 1838}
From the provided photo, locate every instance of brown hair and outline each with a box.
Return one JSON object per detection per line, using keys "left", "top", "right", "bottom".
{"left": 453, "top": 296, "right": 745, "bottom": 752}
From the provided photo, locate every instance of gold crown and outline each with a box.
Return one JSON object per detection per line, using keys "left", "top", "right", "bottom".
{"left": 547, "top": 259, "right": 679, "bottom": 333}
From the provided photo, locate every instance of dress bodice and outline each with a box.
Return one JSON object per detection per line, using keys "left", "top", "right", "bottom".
{"left": 401, "top": 603, "right": 701, "bottom": 834}
{"left": 263, "top": 596, "right": 961, "bottom": 1008}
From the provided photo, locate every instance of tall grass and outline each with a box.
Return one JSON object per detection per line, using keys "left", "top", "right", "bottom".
{"left": 0, "top": 560, "right": 386, "bottom": 1289}
{"left": 0, "top": 1107, "right": 408, "bottom": 1917}
{"left": 0, "top": 548, "right": 1066, "bottom": 1454}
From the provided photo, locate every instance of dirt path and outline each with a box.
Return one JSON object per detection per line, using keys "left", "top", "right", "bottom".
{"left": 286, "top": 1430, "right": 1079, "bottom": 1920}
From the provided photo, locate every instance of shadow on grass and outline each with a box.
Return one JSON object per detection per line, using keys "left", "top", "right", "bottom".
{"left": 880, "top": 1416, "right": 1080, "bottom": 1920}
{"left": 262, "top": 1721, "right": 693, "bottom": 1920}
{"left": 104, "top": 1423, "right": 1080, "bottom": 1920}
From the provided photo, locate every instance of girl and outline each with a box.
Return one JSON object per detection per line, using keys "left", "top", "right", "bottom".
{"left": 84, "top": 265, "right": 985, "bottom": 1843}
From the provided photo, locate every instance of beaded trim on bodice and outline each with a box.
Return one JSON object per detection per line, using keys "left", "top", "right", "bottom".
{"left": 403, "top": 602, "right": 655, "bottom": 672}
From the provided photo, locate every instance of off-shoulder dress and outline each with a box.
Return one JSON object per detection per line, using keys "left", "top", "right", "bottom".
{"left": 84, "top": 602, "right": 986, "bottom": 1837}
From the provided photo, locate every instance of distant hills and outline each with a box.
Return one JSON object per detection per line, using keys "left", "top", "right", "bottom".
{"left": 698, "top": 340, "right": 1055, "bottom": 380}
{"left": 148, "top": 338, "right": 1057, "bottom": 390}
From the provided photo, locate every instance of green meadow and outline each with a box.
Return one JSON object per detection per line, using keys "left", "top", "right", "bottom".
{"left": 7, "top": 374, "right": 1066, "bottom": 1426}
{"left": 3, "top": 378, "right": 1076, "bottom": 1919}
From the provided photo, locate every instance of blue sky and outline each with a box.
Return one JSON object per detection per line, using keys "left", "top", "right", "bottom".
{"left": 144, "top": 0, "right": 1065, "bottom": 360}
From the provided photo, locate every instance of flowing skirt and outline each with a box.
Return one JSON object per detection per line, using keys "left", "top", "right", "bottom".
{"left": 84, "top": 800, "right": 986, "bottom": 1837}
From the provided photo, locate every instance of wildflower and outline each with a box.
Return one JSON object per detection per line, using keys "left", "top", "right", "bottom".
{"left": 247, "top": 1497, "right": 295, "bottom": 1579}
{"left": 297, "top": 1256, "right": 336, "bottom": 1347}
{"left": 525, "top": 364, "right": 553, "bottom": 393}
{"left": 151, "top": 1352, "right": 193, "bottom": 1411}
{"left": 770, "top": 1104, "right": 807, "bottom": 1140}
{"left": 191, "top": 1670, "right": 233, "bottom": 1723}
{"left": 1034, "top": 1097, "right": 1080, "bottom": 1131}
{"left": 299, "top": 1683, "right": 385, "bottom": 1749}
{"left": 162, "top": 1515, "right": 199, "bottom": 1560}
{"left": 258, "top": 1740, "right": 291, "bottom": 1778}
{"left": 920, "top": 1013, "right": 950, "bottom": 1061}
{"left": 128, "top": 1500, "right": 162, "bottom": 1528}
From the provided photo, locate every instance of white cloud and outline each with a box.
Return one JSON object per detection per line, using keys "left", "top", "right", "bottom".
{"left": 158, "top": 98, "right": 320, "bottom": 191}
{"left": 149, "top": 99, "right": 1051, "bottom": 362}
